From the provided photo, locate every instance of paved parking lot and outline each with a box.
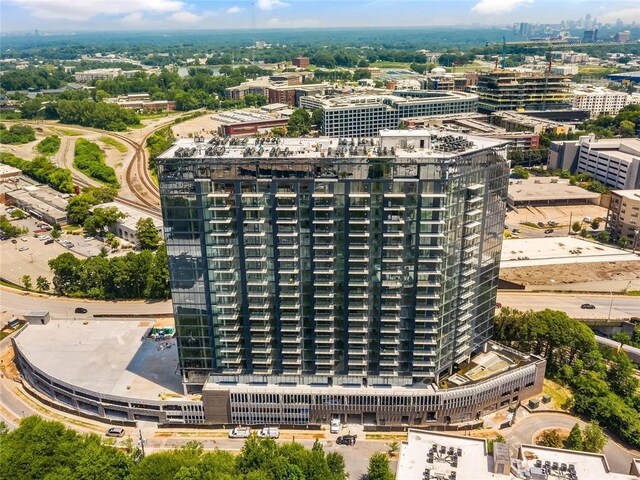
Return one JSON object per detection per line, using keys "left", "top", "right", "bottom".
{"left": 0, "top": 207, "right": 127, "bottom": 286}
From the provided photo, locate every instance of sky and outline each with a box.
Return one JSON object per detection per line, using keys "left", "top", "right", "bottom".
{"left": 1, "top": 0, "right": 639, "bottom": 33}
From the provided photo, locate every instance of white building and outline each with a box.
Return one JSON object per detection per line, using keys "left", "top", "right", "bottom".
{"left": 548, "top": 135, "right": 640, "bottom": 190}
{"left": 551, "top": 65, "right": 579, "bottom": 75}
{"left": 572, "top": 86, "right": 631, "bottom": 118}
{"left": 95, "top": 201, "right": 162, "bottom": 245}
{"left": 396, "top": 429, "right": 640, "bottom": 480}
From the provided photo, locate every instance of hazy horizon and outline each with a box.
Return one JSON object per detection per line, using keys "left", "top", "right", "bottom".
{"left": 2, "top": 0, "right": 639, "bottom": 34}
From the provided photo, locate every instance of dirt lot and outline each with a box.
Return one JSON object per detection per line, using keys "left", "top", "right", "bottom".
{"left": 507, "top": 204, "right": 609, "bottom": 229}
{"left": 500, "top": 260, "right": 640, "bottom": 286}
{"left": 171, "top": 114, "right": 223, "bottom": 138}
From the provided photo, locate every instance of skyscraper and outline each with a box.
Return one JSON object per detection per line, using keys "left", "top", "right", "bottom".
{"left": 157, "top": 130, "right": 545, "bottom": 426}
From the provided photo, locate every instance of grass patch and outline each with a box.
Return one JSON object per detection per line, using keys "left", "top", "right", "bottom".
{"left": 74, "top": 139, "right": 119, "bottom": 187}
{"left": 365, "top": 433, "right": 407, "bottom": 441}
{"left": 542, "top": 379, "right": 573, "bottom": 410}
{"left": 0, "top": 278, "right": 26, "bottom": 291}
{"left": 521, "top": 222, "right": 542, "bottom": 229}
{"left": 99, "top": 136, "right": 127, "bottom": 153}
{"left": 627, "top": 290, "right": 640, "bottom": 296}
{"left": 370, "top": 61, "right": 411, "bottom": 69}
{"left": 63, "top": 225, "right": 83, "bottom": 233}
{"left": 58, "top": 128, "right": 82, "bottom": 136}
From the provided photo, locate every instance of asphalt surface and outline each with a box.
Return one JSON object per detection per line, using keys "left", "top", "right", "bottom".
{"left": 505, "top": 412, "right": 639, "bottom": 474}
{"left": 496, "top": 292, "right": 640, "bottom": 320}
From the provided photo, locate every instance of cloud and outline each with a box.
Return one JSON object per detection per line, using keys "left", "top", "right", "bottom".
{"left": 121, "top": 12, "right": 144, "bottom": 24}
{"left": 226, "top": 6, "right": 245, "bottom": 14}
{"left": 169, "top": 11, "right": 199, "bottom": 23}
{"left": 471, "top": 0, "right": 533, "bottom": 15}
{"left": 6, "top": 0, "right": 186, "bottom": 20}
{"left": 266, "top": 17, "right": 319, "bottom": 28}
{"left": 599, "top": 7, "right": 640, "bottom": 24}
{"left": 257, "top": 0, "right": 290, "bottom": 11}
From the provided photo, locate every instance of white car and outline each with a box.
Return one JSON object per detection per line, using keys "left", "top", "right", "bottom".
{"left": 228, "top": 427, "right": 251, "bottom": 438}
{"left": 330, "top": 418, "right": 341, "bottom": 434}
{"left": 258, "top": 427, "right": 280, "bottom": 439}
{"left": 20, "top": 236, "right": 28, "bottom": 242}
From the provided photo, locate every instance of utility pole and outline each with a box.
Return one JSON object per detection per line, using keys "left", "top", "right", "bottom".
{"left": 138, "top": 429, "right": 146, "bottom": 458}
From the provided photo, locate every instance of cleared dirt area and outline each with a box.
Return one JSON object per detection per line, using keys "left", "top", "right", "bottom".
{"left": 500, "top": 260, "right": 640, "bottom": 286}
{"left": 171, "top": 113, "right": 222, "bottom": 138}
{"left": 507, "top": 204, "right": 609, "bottom": 229}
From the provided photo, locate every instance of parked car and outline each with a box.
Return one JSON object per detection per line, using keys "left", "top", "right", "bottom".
{"left": 336, "top": 435, "right": 357, "bottom": 446}
{"left": 544, "top": 229, "right": 554, "bottom": 234}
{"left": 330, "top": 418, "right": 341, "bottom": 434}
{"left": 11, "top": 239, "right": 18, "bottom": 244}
{"left": 75, "top": 307, "right": 88, "bottom": 314}
{"left": 20, "top": 236, "right": 28, "bottom": 242}
{"left": 511, "top": 228, "right": 520, "bottom": 234}
{"left": 44, "top": 239, "right": 54, "bottom": 245}
{"left": 258, "top": 427, "right": 280, "bottom": 439}
{"left": 581, "top": 304, "right": 595, "bottom": 310}
{"left": 496, "top": 302, "right": 502, "bottom": 309}
{"left": 105, "top": 427, "right": 125, "bottom": 437}
{"left": 537, "top": 222, "right": 545, "bottom": 227}
{"left": 228, "top": 427, "right": 251, "bottom": 438}
{"left": 18, "top": 246, "right": 28, "bottom": 252}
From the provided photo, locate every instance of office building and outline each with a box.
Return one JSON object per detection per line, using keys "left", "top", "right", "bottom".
{"left": 571, "top": 86, "right": 631, "bottom": 118}
{"left": 615, "top": 31, "right": 631, "bottom": 43}
{"left": 157, "top": 130, "right": 546, "bottom": 426}
{"left": 396, "top": 429, "right": 640, "bottom": 480}
{"left": 548, "top": 134, "right": 640, "bottom": 190}
{"left": 477, "top": 71, "right": 572, "bottom": 113}
{"left": 491, "top": 111, "right": 575, "bottom": 135}
{"left": 607, "top": 190, "right": 640, "bottom": 247}
{"left": 300, "top": 90, "right": 478, "bottom": 137}
{"left": 225, "top": 72, "right": 314, "bottom": 100}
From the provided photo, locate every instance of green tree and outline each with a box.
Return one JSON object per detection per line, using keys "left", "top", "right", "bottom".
{"left": 367, "top": 452, "right": 394, "bottom": 480}
{"left": 287, "top": 108, "right": 311, "bottom": 136}
{"left": 582, "top": 423, "right": 606, "bottom": 453}
{"left": 606, "top": 352, "right": 640, "bottom": 399}
{"left": 580, "top": 227, "right": 588, "bottom": 237}
{"left": 326, "top": 452, "right": 346, "bottom": 480}
{"left": 21, "top": 274, "right": 32, "bottom": 291}
{"left": 619, "top": 120, "right": 636, "bottom": 137}
{"left": 572, "top": 221, "right": 582, "bottom": 233}
{"left": 619, "top": 236, "right": 630, "bottom": 248}
{"left": 565, "top": 423, "right": 583, "bottom": 451}
{"left": 596, "top": 231, "right": 609, "bottom": 243}
{"left": 388, "top": 441, "right": 399, "bottom": 457}
{"left": 83, "top": 206, "right": 124, "bottom": 237}
{"left": 36, "top": 275, "right": 50, "bottom": 293}
{"left": 136, "top": 217, "right": 162, "bottom": 250}
{"left": 612, "top": 332, "right": 631, "bottom": 345}
{"left": 538, "top": 429, "right": 563, "bottom": 448}
{"left": 590, "top": 220, "right": 600, "bottom": 230}
{"left": 144, "top": 246, "right": 171, "bottom": 299}
{"left": 311, "top": 108, "right": 323, "bottom": 131}
{"left": 512, "top": 166, "right": 530, "bottom": 179}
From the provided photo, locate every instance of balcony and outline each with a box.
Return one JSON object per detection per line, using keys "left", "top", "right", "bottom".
{"left": 348, "top": 336, "right": 368, "bottom": 345}
{"left": 252, "top": 357, "right": 274, "bottom": 365}
{"left": 220, "top": 345, "right": 241, "bottom": 354}
{"left": 281, "top": 335, "right": 301, "bottom": 344}
{"left": 315, "top": 336, "right": 333, "bottom": 344}
{"left": 281, "top": 324, "right": 301, "bottom": 333}
{"left": 218, "top": 324, "right": 241, "bottom": 332}
{"left": 282, "top": 358, "right": 302, "bottom": 366}
{"left": 380, "top": 326, "right": 400, "bottom": 335}
{"left": 315, "top": 324, "right": 335, "bottom": 334}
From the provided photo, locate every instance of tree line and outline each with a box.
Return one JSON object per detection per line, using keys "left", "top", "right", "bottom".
{"left": 36, "top": 134, "right": 61, "bottom": 156}
{"left": 494, "top": 308, "right": 640, "bottom": 448}
{"left": 0, "top": 416, "right": 349, "bottom": 480}
{"left": 48, "top": 247, "right": 169, "bottom": 300}
{"left": 0, "top": 152, "right": 74, "bottom": 193}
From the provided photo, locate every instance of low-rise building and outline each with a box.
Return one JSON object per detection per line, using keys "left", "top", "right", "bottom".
{"left": 292, "top": 56, "right": 310, "bottom": 68}
{"left": 607, "top": 190, "right": 640, "bottom": 247}
{"left": 572, "top": 86, "right": 631, "bottom": 118}
{"left": 213, "top": 109, "right": 289, "bottom": 136}
{"left": 106, "top": 93, "right": 176, "bottom": 112}
{"left": 5, "top": 184, "right": 69, "bottom": 225}
{"left": 548, "top": 135, "right": 640, "bottom": 190}
{"left": 74, "top": 68, "right": 139, "bottom": 82}
{"left": 0, "top": 164, "right": 22, "bottom": 180}
{"left": 300, "top": 90, "right": 478, "bottom": 137}
{"left": 396, "top": 429, "right": 640, "bottom": 480}
{"left": 492, "top": 111, "right": 575, "bottom": 135}
{"left": 507, "top": 177, "right": 601, "bottom": 207}
{"left": 93, "top": 201, "right": 162, "bottom": 245}
{"left": 225, "top": 72, "right": 314, "bottom": 100}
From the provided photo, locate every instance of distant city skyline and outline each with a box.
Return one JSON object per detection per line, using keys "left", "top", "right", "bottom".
{"left": 1, "top": 0, "right": 639, "bottom": 33}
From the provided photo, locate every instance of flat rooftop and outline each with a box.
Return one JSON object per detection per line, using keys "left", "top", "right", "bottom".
{"left": 309, "top": 90, "right": 476, "bottom": 109}
{"left": 13, "top": 319, "right": 189, "bottom": 402}
{"left": 397, "top": 430, "right": 505, "bottom": 480}
{"left": 508, "top": 177, "right": 600, "bottom": 203}
{"left": 501, "top": 237, "right": 639, "bottom": 268}
{"left": 613, "top": 189, "right": 640, "bottom": 201}
{"left": 517, "top": 444, "right": 637, "bottom": 480}
{"left": 157, "top": 130, "right": 506, "bottom": 162}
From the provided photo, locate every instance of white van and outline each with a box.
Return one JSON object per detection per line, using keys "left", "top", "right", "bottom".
{"left": 228, "top": 427, "right": 252, "bottom": 438}
{"left": 258, "top": 427, "right": 280, "bottom": 439}
{"left": 330, "top": 418, "right": 341, "bottom": 434}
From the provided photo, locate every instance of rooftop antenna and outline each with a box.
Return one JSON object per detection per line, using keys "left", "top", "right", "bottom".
{"left": 501, "top": 36, "right": 506, "bottom": 69}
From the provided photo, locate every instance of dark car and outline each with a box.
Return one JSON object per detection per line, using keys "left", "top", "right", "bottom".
{"left": 580, "top": 304, "right": 595, "bottom": 309}
{"left": 544, "top": 229, "right": 554, "bottom": 234}
{"left": 537, "top": 222, "right": 545, "bottom": 227}
{"left": 11, "top": 239, "right": 18, "bottom": 244}
{"left": 336, "top": 435, "right": 357, "bottom": 446}
{"left": 75, "top": 307, "right": 88, "bottom": 314}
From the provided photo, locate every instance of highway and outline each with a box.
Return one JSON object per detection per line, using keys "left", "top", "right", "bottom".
{"left": 497, "top": 291, "right": 640, "bottom": 320}
{"left": 2, "top": 286, "right": 639, "bottom": 320}
{"left": 0, "top": 286, "right": 172, "bottom": 319}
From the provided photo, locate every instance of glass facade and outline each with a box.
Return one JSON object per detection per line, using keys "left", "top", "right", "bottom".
{"left": 158, "top": 134, "right": 509, "bottom": 387}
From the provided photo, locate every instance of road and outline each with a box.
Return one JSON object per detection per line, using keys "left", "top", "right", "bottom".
{"left": 2, "top": 286, "right": 639, "bottom": 320}
{"left": 505, "top": 412, "right": 639, "bottom": 474}
{"left": 497, "top": 292, "right": 640, "bottom": 320}
{"left": 0, "top": 286, "right": 172, "bottom": 319}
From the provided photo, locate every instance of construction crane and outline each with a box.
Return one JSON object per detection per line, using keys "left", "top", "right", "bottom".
{"left": 501, "top": 36, "right": 507, "bottom": 70}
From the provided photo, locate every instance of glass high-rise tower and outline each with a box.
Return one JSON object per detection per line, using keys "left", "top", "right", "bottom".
{"left": 157, "top": 131, "right": 510, "bottom": 391}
